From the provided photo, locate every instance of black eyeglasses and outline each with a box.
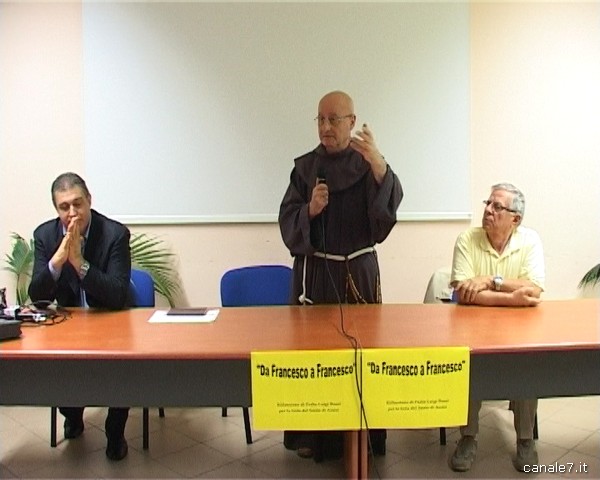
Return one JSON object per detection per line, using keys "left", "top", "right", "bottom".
{"left": 17, "top": 303, "right": 71, "bottom": 326}
{"left": 20, "top": 313, "right": 69, "bottom": 326}
{"left": 314, "top": 115, "right": 354, "bottom": 127}
{"left": 482, "top": 200, "right": 517, "bottom": 214}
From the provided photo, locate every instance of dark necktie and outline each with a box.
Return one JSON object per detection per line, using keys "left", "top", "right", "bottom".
{"left": 80, "top": 237, "right": 88, "bottom": 307}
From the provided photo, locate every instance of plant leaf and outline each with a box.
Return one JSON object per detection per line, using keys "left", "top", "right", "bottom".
{"left": 579, "top": 264, "right": 600, "bottom": 288}
{"left": 130, "top": 233, "right": 180, "bottom": 305}
{"left": 3, "top": 233, "right": 34, "bottom": 304}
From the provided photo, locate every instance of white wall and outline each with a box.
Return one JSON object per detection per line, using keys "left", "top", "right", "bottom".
{"left": 1, "top": 2, "right": 599, "bottom": 308}
{"left": 82, "top": 2, "right": 471, "bottom": 223}
{"left": 470, "top": 2, "right": 600, "bottom": 301}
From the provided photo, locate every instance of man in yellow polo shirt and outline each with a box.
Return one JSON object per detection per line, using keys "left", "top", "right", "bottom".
{"left": 449, "top": 183, "right": 544, "bottom": 473}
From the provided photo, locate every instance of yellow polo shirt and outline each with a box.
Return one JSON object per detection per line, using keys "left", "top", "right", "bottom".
{"left": 451, "top": 226, "right": 545, "bottom": 290}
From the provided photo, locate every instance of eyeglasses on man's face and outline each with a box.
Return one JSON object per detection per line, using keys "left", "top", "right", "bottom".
{"left": 314, "top": 115, "right": 354, "bottom": 127}
{"left": 483, "top": 199, "right": 517, "bottom": 214}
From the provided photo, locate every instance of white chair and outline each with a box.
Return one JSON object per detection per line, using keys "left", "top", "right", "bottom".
{"left": 423, "top": 266, "right": 452, "bottom": 304}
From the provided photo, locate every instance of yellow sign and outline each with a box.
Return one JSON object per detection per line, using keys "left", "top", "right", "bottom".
{"left": 251, "top": 349, "right": 361, "bottom": 430}
{"left": 362, "top": 347, "right": 469, "bottom": 428}
{"left": 251, "top": 347, "right": 470, "bottom": 430}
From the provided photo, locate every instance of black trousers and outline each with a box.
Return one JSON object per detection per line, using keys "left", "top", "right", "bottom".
{"left": 59, "top": 406, "right": 129, "bottom": 440}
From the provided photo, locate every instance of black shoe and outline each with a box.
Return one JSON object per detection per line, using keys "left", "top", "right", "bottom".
{"left": 370, "top": 429, "right": 387, "bottom": 456}
{"left": 64, "top": 418, "right": 84, "bottom": 439}
{"left": 372, "top": 440, "right": 386, "bottom": 456}
{"left": 106, "top": 437, "right": 128, "bottom": 461}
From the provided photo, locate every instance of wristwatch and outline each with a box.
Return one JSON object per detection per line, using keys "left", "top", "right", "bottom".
{"left": 79, "top": 260, "right": 90, "bottom": 279}
{"left": 493, "top": 275, "right": 503, "bottom": 291}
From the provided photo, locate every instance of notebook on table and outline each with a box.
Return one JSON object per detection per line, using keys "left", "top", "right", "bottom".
{"left": 167, "top": 307, "right": 208, "bottom": 316}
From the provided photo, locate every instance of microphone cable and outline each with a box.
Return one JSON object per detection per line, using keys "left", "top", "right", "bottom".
{"left": 319, "top": 211, "right": 382, "bottom": 478}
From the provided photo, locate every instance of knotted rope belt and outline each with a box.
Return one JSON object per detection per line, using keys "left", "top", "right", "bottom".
{"left": 299, "top": 246, "right": 378, "bottom": 305}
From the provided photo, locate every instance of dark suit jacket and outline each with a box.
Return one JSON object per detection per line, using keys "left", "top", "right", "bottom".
{"left": 29, "top": 209, "right": 131, "bottom": 310}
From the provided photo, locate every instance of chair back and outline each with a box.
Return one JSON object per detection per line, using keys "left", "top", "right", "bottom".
{"left": 220, "top": 265, "right": 292, "bottom": 307}
{"left": 423, "top": 267, "right": 453, "bottom": 304}
{"left": 130, "top": 269, "right": 155, "bottom": 307}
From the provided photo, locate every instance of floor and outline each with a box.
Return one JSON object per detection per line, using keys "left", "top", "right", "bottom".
{"left": 1, "top": 397, "right": 598, "bottom": 479}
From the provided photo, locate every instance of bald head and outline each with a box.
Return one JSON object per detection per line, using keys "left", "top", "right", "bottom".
{"left": 319, "top": 91, "right": 354, "bottom": 113}
{"left": 317, "top": 91, "right": 356, "bottom": 153}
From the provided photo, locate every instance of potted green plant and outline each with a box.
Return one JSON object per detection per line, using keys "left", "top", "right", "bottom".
{"left": 3, "top": 233, "right": 34, "bottom": 306}
{"left": 3, "top": 232, "right": 180, "bottom": 306}
{"left": 579, "top": 264, "right": 600, "bottom": 289}
{"left": 129, "top": 233, "right": 180, "bottom": 306}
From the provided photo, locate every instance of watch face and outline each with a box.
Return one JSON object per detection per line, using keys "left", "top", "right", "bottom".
{"left": 80, "top": 261, "right": 90, "bottom": 276}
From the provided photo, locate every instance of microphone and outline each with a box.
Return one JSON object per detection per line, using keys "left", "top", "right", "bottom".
{"left": 316, "top": 166, "right": 328, "bottom": 244}
{"left": 316, "top": 166, "right": 327, "bottom": 185}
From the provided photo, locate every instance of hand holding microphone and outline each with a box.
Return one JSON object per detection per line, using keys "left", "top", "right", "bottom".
{"left": 309, "top": 167, "right": 328, "bottom": 219}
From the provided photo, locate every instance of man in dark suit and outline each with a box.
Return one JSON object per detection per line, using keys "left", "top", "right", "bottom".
{"left": 29, "top": 172, "right": 131, "bottom": 461}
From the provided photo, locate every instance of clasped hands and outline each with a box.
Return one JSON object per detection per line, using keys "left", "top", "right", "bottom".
{"left": 51, "top": 217, "right": 85, "bottom": 272}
